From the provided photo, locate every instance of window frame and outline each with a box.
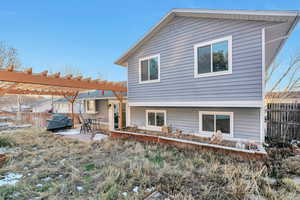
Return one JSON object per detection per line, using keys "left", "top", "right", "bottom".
{"left": 199, "top": 111, "right": 234, "bottom": 138}
{"left": 194, "top": 36, "right": 232, "bottom": 78}
{"left": 145, "top": 109, "right": 167, "bottom": 131}
{"left": 139, "top": 54, "right": 160, "bottom": 84}
{"left": 85, "top": 99, "right": 97, "bottom": 114}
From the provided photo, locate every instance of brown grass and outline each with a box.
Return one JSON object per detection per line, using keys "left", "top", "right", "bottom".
{"left": 0, "top": 129, "right": 299, "bottom": 200}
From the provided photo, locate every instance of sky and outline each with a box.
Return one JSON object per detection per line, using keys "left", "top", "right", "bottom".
{"left": 0, "top": 0, "right": 299, "bottom": 82}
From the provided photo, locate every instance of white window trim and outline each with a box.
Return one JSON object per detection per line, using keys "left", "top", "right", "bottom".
{"left": 199, "top": 111, "right": 234, "bottom": 138}
{"left": 194, "top": 36, "right": 232, "bottom": 78}
{"left": 139, "top": 54, "right": 160, "bottom": 84}
{"left": 145, "top": 109, "right": 166, "bottom": 131}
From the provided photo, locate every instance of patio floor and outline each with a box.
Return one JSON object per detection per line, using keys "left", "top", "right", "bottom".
{"left": 55, "top": 128, "right": 108, "bottom": 142}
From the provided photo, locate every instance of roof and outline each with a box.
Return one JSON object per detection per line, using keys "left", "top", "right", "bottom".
{"left": 54, "top": 90, "right": 127, "bottom": 103}
{"left": 266, "top": 91, "right": 300, "bottom": 99}
{"left": 30, "top": 99, "right": 52, "bottom": 107}
{"left": 115, "top": 8, "right": 299, "bottom": 67}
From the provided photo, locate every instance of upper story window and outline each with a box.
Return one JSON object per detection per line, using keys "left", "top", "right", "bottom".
{"left": 194, "top": 36, "right": 232, "bottom": 78}
{"left": 139, "top": 54, "right": 160, "bottom": 83}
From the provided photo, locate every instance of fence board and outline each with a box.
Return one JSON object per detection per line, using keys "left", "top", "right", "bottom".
{"left": 266, "top": 103, "right": 300, "bottom": 143}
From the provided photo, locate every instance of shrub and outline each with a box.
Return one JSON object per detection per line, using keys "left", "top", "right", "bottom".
{"left": 0, "top": 136, "right": 15, "bottom": 148}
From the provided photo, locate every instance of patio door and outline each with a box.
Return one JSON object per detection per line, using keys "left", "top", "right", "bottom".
{"left": 109, "top": 102, "right": 127, "bottom": 130}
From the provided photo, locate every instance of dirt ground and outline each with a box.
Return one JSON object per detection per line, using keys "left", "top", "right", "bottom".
{"left": 0, "top": 129, "right": 299, "bottom": 200}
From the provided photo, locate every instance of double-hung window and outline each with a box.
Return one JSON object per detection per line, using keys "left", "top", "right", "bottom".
{"left": 139, "top": 54, "right": 160, "bottom": 83}
{"left": 146, "top": 110, "right": 166, "bottom": 130}
{"left": 194, "top": 36, "right": 232, "bottom": 78}
{"left": 199, "top": 111, "right": 233, "bottom": 137}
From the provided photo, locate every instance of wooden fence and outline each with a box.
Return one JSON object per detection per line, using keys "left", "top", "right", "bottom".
{"left": 266, "top": 103, "right": 300, "bottom": 143}
{"left": 0, "top": 112, "right": 80, "bottom": 129}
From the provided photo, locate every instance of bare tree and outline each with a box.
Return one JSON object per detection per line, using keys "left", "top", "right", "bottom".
{"left": 266, "top": 53, "right": 300, "bottom": 101}
{"left": 62, "top": 65, "right": 82, "bottom": 77}
{"left": 0, "top": 41, "right": 21, "bottom": 69}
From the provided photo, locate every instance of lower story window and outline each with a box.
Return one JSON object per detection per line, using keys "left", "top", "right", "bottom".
{"left": 199, "top": 111, "right": 233, "bottom": 136}
{"left": 146, "top": 110, "right": 166, "bottom": 128}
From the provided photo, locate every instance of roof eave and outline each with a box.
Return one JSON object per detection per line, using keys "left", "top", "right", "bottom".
{"left": 267, "top": 13, "right": 300, "bottom": 69}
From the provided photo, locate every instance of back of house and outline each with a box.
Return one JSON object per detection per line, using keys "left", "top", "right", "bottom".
{"left": 116, "top": 9, "right": 299, "bottom": 143}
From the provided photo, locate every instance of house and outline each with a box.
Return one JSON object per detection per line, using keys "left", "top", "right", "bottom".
{"left": 115, "top": 9, "right": 299, "bottom": 143}
{"left": 265, "top": 91, "right": 300, "bottom": 103}
{"left": 52, "top": 90, "right": 128, "bottom": 130}
{"left": 31, "top": 99, "right": 53, "bottom": 113}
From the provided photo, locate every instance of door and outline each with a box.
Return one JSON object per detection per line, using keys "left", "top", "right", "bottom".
{"left": 109, "top": 102, "right": 127, "bottom": 130}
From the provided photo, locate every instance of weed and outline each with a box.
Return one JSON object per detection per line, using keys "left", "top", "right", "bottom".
{"left": 0, "top": 129, "right": 299, "bottom": 199}
{"left": 84, "top": 163, "right": 95, "bottom": 171}
{"left": 146, "top": 150, "right": 164, "bottom": 168}
{"left": 0, "top": 136, "right": 15, "bottom": 148}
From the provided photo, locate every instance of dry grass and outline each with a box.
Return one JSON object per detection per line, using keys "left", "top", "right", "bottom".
{"left": 0, "top": 129, "right": 299, "bottom": 200}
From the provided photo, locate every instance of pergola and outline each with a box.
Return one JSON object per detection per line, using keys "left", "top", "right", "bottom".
{"left": 0, "top": 67, "right": 127, "bottom": 128}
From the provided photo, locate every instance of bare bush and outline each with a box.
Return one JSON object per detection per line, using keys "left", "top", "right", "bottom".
{"left": 0, "top": 41, "right": 20, "bottom": 69}
{"left": 266, "top": 53, "right": 300, "bottom": 101}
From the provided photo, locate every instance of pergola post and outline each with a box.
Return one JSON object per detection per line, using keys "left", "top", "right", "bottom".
{"left": 64, "top": 92, "right": 79, "bottom": 128}
{"left": 113, "top": 92, "right": 124, "bottom": 130}
{"left": 0, "top": 67, "right": 127, "bottom": 130}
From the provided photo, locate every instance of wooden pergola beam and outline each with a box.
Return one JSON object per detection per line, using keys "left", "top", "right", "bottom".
{"left": 4, "top": 89, "right": 77, "bottom": 96}
{"left": 0, "top": 69, "right": 127, "bottom": 92}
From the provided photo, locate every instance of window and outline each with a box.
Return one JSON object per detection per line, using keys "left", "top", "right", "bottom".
{"left": 85, "top": 100, "right": 96, "bottom": 113}
{"left": 194, "top": 36, "right": 232, "bottom": 78}
{"left": 139, "top": 54, "right": 160, "bottom": 83}
{"left": 146, "top": 110, "right": 166, "bottom": 130}
{"left": 199, "top": 111, "right": 233, "bottom": 137}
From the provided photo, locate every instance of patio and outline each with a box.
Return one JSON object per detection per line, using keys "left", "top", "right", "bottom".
{"left": 55, "top": 128, "right": 108, "bottom": 142}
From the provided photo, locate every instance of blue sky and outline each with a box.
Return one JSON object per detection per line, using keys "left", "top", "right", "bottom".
{"left": 0, "top": 0, "right": 299, "bottom": 82}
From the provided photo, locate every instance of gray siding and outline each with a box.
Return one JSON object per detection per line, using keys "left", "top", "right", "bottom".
{"left": 96, "top": 100, "right": 109, "bottom": 121}
{"left": 84, "top": 99, "right": 109, "bottom": 122}
{"left": 127, "top": 16, "right": 272, "bottom": 103}
{"left": 130, "top": 106, "right": 261, "bottom": 141}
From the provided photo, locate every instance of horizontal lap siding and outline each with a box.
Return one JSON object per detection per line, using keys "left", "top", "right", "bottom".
{"left": 130, "top": 107, "right": 261, "bottom": 141}
{"left": 128, "top": 16, "right": 270, "bottom": 102}
{"left": 96, "top": 100, "right": 109, "bottom": 121}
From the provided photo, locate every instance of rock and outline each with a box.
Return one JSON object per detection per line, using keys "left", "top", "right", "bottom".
{"left": 262, "top": 177, "right": 276, "bottom": 185}
{"left": 133, "top": 186, "right": 139, "bottom": 193}
{"left": 76, "top": 186, "right": 83, "bottom": 191}
{"left": 146, "top": 187, "right": 155, "bottom": 192}
{"left": 42, "top": 177, "right": 51, "bottom": 182}
{"left": 246, "top": 194, "right": 266, "bottom": 200}
{"left": 36, "top": 183, "right": 43, "bottom": 187}
{"left": 122, "top": 192, "right": 128, "bottom": 196}
{"left": 144, "top": 191, "right": 169, "bottom": 200}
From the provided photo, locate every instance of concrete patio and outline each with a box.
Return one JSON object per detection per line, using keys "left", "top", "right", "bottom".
{"left": 55, "top": 128, "right": 108, "bottom": 142}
